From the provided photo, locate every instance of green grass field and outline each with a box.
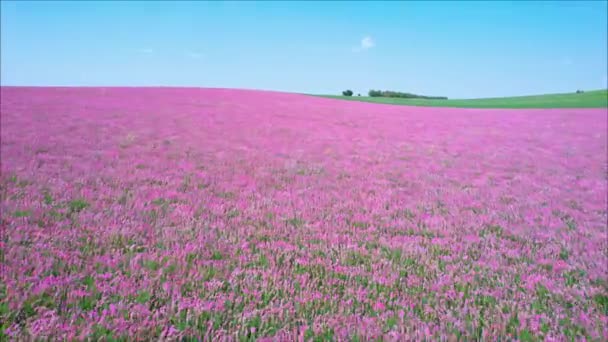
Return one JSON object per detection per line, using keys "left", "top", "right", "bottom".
{"left": 317, "top": 89, "right": 608, "bottom": 108}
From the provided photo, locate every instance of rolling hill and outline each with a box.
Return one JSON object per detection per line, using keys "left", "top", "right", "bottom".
{"left": 318, "top": 89, "right": 608, "bottom": 108}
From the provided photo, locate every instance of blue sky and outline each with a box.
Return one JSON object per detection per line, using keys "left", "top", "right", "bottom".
{"left": 1, "top": 1, "right": 606, "bottom": 98}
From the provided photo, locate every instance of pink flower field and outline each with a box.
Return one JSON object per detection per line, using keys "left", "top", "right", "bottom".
{"left": 1, "top": 87, "right": 607, "bottom": 340}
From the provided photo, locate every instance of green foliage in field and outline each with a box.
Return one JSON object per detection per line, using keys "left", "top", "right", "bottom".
{"left": 319, "top": 89, "right": 608, "bottom": 108}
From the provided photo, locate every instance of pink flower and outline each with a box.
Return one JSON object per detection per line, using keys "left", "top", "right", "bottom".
{"left": 2, "top": 86, "right": 606, "bottom": 340}
{"left": 373, "top": 301, "right": 386, "bottom": 312}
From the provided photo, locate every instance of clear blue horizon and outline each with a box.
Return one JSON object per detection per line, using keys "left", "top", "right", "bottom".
{"left": 1, "top": 1, "right": 607, "bottom": 99}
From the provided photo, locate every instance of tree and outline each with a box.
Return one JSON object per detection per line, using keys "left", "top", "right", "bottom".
{"left": 368, "top": 89, "right": 446, "bottom": 99}
{"left": 342, "top": 90, "right": 353, "bottom": 96}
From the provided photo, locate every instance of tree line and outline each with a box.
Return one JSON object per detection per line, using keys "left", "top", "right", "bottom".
{"left": 342, "top": 89, "right": 447, "bottom": 100}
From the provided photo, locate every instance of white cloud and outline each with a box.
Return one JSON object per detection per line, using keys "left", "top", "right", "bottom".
{"left": 138, "top": 48, "right": 154, "bottom": 55}
{"left": 185, "top": 51, "right": 204, "bottom": 59}
{"left": 361, "top": 36, "right": 375, "bottom": 50}
{"left": 560, "top": 57, "right": 572, "bottom": 66}
{"left": 352, "top": 35, "right": 375, "bottom": 52}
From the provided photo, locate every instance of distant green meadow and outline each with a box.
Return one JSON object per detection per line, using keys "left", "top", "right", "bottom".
{"left": 317, "top": 89, "right": 608, "bottom": 109}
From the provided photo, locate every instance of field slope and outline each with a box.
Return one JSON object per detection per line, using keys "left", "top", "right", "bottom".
{"left": 1, "top": 87, "right": 607, "bottom": 340}
{"left": 319, "top": 89, "right": 608, "bottom": 108}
